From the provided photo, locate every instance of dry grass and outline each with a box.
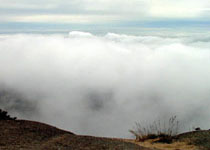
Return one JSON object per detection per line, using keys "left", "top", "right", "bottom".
{"left": 126, "top": 139, "right": 197, "bottom": 150}
{"left": 129, "top": 116, "right": 179, "bottom": 143}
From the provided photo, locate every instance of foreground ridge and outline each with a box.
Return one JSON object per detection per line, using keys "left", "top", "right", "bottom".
{"left": 0, "top": 120, "right": 152, "bottom": 150}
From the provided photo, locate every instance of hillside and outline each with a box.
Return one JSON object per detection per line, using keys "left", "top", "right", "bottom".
{"left": 0, "top": 120, "right": 152, "bottom": 150}
{"left": 1, "top": 119, "right": 210, "bottom": 150}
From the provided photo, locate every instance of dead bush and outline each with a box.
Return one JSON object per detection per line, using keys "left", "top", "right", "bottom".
{"left": 129, "top": 116, "right": 179, "bottom": 143}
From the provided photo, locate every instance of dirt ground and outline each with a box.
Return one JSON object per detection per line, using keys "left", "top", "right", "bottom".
{"left": 0, "top": 120, "right": 153, "bottom": 150}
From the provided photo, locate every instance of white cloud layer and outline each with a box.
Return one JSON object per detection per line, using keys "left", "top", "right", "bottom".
{"left": 1, "top": 32, "right": 210, "bottom": 137}
{"left": 0, "top": 0, "right": 210, "bottom": 23}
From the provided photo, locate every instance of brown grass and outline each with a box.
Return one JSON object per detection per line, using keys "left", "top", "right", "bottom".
{"left": 126, "top": 139, "right": 198, "bottom": 150}
{"left": 130, "top": 116, "right": 179, "bottom": 143}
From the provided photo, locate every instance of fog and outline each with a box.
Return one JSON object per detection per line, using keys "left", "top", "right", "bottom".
{"left": 0, "top": 31, "right": 210, "bottom": 137}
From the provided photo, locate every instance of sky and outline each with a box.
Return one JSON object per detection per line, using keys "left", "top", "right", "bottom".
{"left": 1, "top": 0, "right": 210, "bottom": 32}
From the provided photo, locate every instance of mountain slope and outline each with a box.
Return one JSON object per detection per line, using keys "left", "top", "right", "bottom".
{"left": 0, "top": 120, "right": 152, "bottom": 150}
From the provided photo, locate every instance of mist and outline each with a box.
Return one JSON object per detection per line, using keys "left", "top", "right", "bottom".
{"left": 0, "top": 31, "right": 210, "bottom": 137}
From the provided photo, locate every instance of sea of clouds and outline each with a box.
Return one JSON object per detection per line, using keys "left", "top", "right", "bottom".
{"left": 0, "top": 31, "right": 210, "bottom": 137}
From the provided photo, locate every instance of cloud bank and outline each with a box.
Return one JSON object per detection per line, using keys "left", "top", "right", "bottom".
{"left": 0, "top": 32, "right": 210, "bottom": 137}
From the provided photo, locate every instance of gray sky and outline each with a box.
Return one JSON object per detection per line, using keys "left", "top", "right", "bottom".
{"left": 1, "top": 0, "right": 210, "bottom": 24}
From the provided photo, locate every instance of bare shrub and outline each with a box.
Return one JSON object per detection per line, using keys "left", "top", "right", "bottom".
{"left": 129, "top": 116, "right": 179, "bottom": 143}
{"left": 0, "top": 109, "right": 17, "bottom": 120}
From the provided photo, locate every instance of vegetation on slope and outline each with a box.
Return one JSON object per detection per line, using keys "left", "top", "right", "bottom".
{"left": 129, "top": 116, "right": 179, "bottom": 143}
{"left": 0, "top": 109, "right": 16, "bottom": 120}
{"left": 0, "top": 119, "right": 150, "bottom": 150}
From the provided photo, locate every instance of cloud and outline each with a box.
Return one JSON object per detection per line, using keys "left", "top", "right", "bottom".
{"left": 149, "top": 0, "right": 209, "bottom": 18}
{"left": 0, "top": 14, "right": 121, "bottom": 24}
{"left": 0, "top": 0, "right": 210, "bottom": 23}
{"left": 0, "top": 32, "right": 210, "bottom": 137}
